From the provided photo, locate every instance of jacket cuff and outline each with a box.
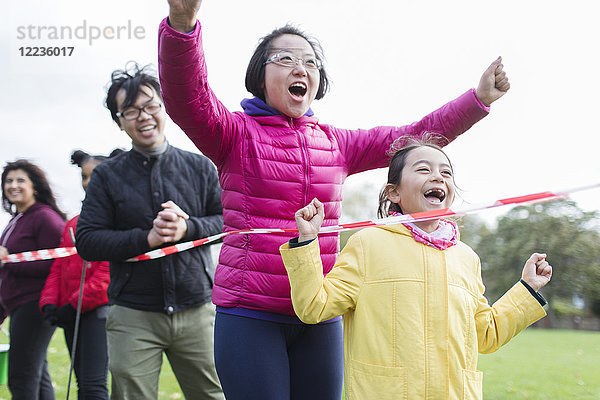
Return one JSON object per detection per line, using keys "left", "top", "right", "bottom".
{"left": 520, "top": 279, "right": 548, "bottom": 306}
{"left": 183, "top": 219, "right": 195, "bottom": 241}
{"left": 161, "top": 17, "right": 200, "bottom": 37}
{"left": 469, "top": 88, "right": 491, "bottom": 113}
{"left": 289, "top": 237, "right": 316, "bottom": 248}
{"left": 165, "top": 17, "right": 198, "bottom": 35}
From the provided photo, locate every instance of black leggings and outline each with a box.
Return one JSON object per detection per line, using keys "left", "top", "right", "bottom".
{"left": 8, "top": 300, "right": 55, "bottom": 400}
{"left": 62, "top": 305, "right": 109, "bottom": 400}
{"left": 214, "top": 312, "right": 344, "bottom": 400}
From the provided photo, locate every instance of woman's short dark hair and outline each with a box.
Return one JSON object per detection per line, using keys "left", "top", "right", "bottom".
{"left": 245, "top": 24, "right": 330, "bottom": 102}
{"left": 105, "top": 62, "right": 161, "bottom": 126}
{"left": 2, "top": 159, "right": 66, "bottom": 219}
{"left": 377, "top": 135, "right": 453, "bottom": 218}
{"left": 70, "top": 148, "right": 125, "bottom": 168}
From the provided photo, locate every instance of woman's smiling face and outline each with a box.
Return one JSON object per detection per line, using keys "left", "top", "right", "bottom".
{"left": 262, "top": 34, "right": 320, "bottom": 118}
{"left": 3, "top": 169, "right": 36, "bottom": 212}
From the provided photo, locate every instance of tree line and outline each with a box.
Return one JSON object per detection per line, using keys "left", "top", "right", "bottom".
{"left": 459, "top": 199, "right": 600, "bottom": 323}
{"left": 340, "top": 197, "right": 600, "bottom": 325}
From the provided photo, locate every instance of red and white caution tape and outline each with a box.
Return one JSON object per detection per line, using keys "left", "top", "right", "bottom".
{"left": 2, "top": 182, "right": 599, "bottom": 264}
{"left": 125, "top": 182, "right": 599, "bottom": 262}
{"left": 1, "top": 246, "right": 78, "bottom": 264}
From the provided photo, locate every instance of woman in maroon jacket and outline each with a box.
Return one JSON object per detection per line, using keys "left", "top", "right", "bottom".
{"left": 40, "top": 149, "right": 122, "bottom": 400}
{"left": 1, "top": 159, "right": 66, "bottom": 400}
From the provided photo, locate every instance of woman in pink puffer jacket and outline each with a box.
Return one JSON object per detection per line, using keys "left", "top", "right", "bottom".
{"left": 159, "top": 2, "right": 510, "bottom": 399}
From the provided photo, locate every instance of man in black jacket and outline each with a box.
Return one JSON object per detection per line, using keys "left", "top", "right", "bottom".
{"left": 76, "top": 62, "right": 224, "bottom": 399}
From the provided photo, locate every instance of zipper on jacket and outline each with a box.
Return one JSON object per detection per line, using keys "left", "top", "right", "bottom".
{"left": 291, "top": 117, "right": 311, "bottom": 205}
{"left": 1, "top": 213, "right": 23, "bottom": 247}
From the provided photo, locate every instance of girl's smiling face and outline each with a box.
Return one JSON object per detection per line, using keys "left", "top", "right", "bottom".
{"left": 262, "top": 34, "right": 320, "bottom": 118}
{"left": 386, "top": 146, "right": 455, "bottom": 231}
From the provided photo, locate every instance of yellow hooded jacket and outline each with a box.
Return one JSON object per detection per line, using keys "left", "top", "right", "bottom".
{"left": 280, "top": 224, "right": 546, "bottom": 399}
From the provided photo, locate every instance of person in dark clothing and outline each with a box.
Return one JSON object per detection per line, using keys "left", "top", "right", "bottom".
{"left": 1, "top": 159, "right": 66, "bottom": 400}
{"left": 40, "top": 149, "right": 123, "bottom": 400}
{"left": 75, "top": 63, "right": 224, "bottom": 399}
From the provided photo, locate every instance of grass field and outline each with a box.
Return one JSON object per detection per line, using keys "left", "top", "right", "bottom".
{"left": 0, "top": 327, "right": 182, "bottom": 399}
{"left": 478, "top": 329, "right": 600, "bottom": 399}
{"left": 0, "top": 328, "right": 598, "bottom": 399}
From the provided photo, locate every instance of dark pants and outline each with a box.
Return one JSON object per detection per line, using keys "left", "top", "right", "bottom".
{"left": 8, "top": 300, "right": 55, "bottom": 400}
{"left": 62, "top": 305, "right": 109, "bottom": 400}
{"left": 214, "top": 312, "right": 344, "bottom": 400}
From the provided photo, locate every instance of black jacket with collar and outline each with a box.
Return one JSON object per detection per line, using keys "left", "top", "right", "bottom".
{"left": 76, "top": 145, "right": 223, "bottom": 314}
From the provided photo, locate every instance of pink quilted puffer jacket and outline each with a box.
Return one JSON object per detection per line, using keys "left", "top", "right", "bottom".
{"left": 158, "top": 19, "right": 489, "bottom": 315}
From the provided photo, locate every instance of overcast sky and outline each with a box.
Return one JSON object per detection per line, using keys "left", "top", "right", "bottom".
{"left": 2, "top": 0, "right": 599, "bottom": 229}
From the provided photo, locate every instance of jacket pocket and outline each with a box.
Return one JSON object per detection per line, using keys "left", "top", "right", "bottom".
{"left": 462, "top": 368, "right": 483, "bottom": 400}
{"left": 107, "top": 265, "right": 131, "bottom": 299}
{"left": 347, "top": 359, "right": 407, "bottom": 400}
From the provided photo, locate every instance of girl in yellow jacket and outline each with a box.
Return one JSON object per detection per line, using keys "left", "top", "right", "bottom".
{"left": 280, "top": 141, "right": 552, "bottom": 400}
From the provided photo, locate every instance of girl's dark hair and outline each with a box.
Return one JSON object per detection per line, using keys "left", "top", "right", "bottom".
{"left": 2, "top": 159, "right": 66, "bottom": 219}
{"left": 245, "top": 24, "right": 330, "bottom": 102}
{"left": 70, "top": 148, "right": 125, "bottom": 168}
{"left": 377, "top": 135, "right": 454, "bottom": 218}
{"left": 105, "top": 62, "right": 161, "bottom": 126}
